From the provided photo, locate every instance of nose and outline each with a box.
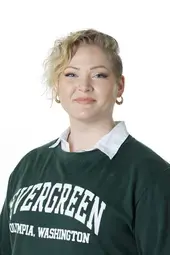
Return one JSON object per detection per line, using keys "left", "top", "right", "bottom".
{"left": 78, "top": 77, "right": 93, "bottom": 92}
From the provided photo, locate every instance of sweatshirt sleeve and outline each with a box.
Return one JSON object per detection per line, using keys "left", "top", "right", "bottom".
{"left": 134, "top": 167, "right": 170, "bottom": 255}
{"left": 0, "top": 153, "right": 28, "bottom": 255}
{"left": 0, "top": 177, "right": 12, "bottom": 255}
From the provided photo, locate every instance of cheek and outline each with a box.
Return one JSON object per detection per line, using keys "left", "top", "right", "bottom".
{"left": 97, "top": 86, "right": 116, "bottom": 101}
{"left": 106, "top": 85, "right": 117, "bottom": 99}
{"left": 59, "top": 88, "right": 76, "bottom": 111}
{"left": 59, "top": 85, "right": 74, "bottom": 98}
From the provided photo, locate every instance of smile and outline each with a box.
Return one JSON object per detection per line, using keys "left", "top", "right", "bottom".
{"left": 73, "top": 97, "right": 96, "bottom": 104}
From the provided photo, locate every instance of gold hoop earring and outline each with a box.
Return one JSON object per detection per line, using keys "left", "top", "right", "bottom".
{"left": 55, "top": 95, "right": 60, "bottom": 103}
{"left": 116, "top": 96, "right": 123, "bottom": 105}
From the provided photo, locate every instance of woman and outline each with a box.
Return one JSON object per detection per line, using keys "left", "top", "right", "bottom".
{"left": 0, "top": 29, "right": 170, "bottom": 255}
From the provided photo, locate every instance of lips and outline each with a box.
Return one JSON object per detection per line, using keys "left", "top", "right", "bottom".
{"left": 74, "top": 97, "right": 96, "bottom": 104}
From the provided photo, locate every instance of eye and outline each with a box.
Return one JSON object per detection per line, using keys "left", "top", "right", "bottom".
{"left": 94, "top": 73, "right": 108, "bottom": 78}
{"left": 64, "top": 72, "right": 77, "bottom": 77}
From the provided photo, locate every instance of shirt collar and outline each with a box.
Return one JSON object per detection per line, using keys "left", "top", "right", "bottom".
{"left": 49, "top": 121, "right": 129, "bottom": 159}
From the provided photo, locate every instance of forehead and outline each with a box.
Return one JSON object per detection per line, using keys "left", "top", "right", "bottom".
{"left": 69, "top": 44, "right": 112, "bottom": 68}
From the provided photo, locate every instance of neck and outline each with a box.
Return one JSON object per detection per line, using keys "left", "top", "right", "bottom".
{"left": 68, "top": 118, "right": 115, "bottom": 152}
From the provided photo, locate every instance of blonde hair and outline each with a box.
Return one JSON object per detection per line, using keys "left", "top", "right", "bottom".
{"left": 42, "top": 29, "right": 123, "bottom": 101}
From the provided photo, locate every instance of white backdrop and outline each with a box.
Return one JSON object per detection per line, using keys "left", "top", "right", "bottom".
{"left": 0, "top": 0, "right": 170, "bottom": 210}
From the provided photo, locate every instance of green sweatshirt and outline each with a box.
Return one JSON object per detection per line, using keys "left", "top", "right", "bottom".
{"left": 0, "top": 135, "right": 170, "bottom": 255}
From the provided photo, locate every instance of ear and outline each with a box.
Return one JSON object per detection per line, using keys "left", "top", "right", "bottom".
{"left": 116, "top": 75, "right": 125, "bottom": 97}
{"left": 53, "top": 83, "right": 59, "bottom": 96}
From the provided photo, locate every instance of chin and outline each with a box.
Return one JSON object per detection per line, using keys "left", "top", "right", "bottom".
{"left": 69, "top": 111, "right": 100, "bottom": 122}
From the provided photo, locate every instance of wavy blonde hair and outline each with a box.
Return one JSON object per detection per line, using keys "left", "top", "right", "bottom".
{"left": 42, "top": 29, "right": 123, "bottom": 101}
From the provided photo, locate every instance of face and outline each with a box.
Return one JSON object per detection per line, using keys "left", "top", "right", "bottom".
{"left": 57, "top": 44, "right": 124, "bottom": 123}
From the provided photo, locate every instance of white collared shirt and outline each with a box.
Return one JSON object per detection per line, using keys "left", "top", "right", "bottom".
{"left": 49, "top": 121, "right": 129, "bottom": 160}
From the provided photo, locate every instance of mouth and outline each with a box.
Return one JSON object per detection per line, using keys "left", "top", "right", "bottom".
{"left": 73, "top": 97, "right": 96, "bottom": 104}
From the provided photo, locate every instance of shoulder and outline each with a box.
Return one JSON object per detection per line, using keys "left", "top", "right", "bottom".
{"left": 127, "top": 135, "right": 169, "bottom": 170}
{"left": 9, "top": 138, "right": 59, "bottom": 185}
{"left": 25, "top": 138, "right": 59, "bottom": 159}
{"left": 113, "top": 135, "right": 170, "bottom": 206}
{"left": 122, "top": 135, "right": 170, "bottom": 198}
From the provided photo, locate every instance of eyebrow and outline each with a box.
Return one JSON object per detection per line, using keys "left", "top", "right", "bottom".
{"left": 65, "top": 65, "right": 109, "bottom": 71}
